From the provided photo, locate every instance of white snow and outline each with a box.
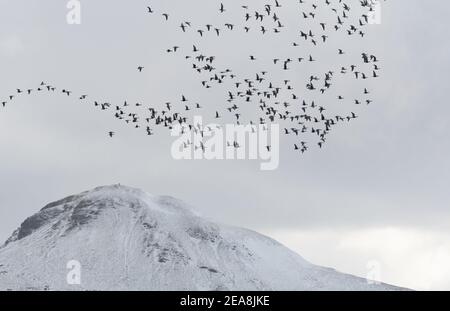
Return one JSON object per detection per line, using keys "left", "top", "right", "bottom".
{"left": 0, "top": 185, "right": 405, "bottom": 291}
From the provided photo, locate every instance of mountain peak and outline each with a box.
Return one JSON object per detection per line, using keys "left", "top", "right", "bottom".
{"left": 0, "top": 186, "right": 405, "bottom": 291}
{"left": 3, "top": 185, "right": 198, "bottom": 248}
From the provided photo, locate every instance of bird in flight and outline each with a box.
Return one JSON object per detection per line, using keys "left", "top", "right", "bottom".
{"left": 0, "top": 0, "right": 385, "bottom": 157}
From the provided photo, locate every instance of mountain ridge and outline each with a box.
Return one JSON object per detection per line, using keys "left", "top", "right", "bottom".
{"left": 0, "top": 185, "right": 406, "bottom": 291}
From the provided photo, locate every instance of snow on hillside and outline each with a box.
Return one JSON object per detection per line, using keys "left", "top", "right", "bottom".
{"left": 0, "top": 185, "right": 404, "bottom": 291}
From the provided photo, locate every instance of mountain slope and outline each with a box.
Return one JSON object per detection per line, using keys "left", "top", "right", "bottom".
{"left": 0, "top": 185, "right": 403, "bottom": 291}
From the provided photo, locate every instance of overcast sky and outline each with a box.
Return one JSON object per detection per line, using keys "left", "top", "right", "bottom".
{"left": 1, "top": 0, "right": 450, "bottom": 290}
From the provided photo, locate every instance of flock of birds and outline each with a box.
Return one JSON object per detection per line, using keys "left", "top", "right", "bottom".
{"left": 1, "top": 0, "right": 385, "bottom": 155}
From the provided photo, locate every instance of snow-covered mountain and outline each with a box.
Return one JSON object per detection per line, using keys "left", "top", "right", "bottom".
{"left": 0, "top": 185, "right": 403, "bottom": 291}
